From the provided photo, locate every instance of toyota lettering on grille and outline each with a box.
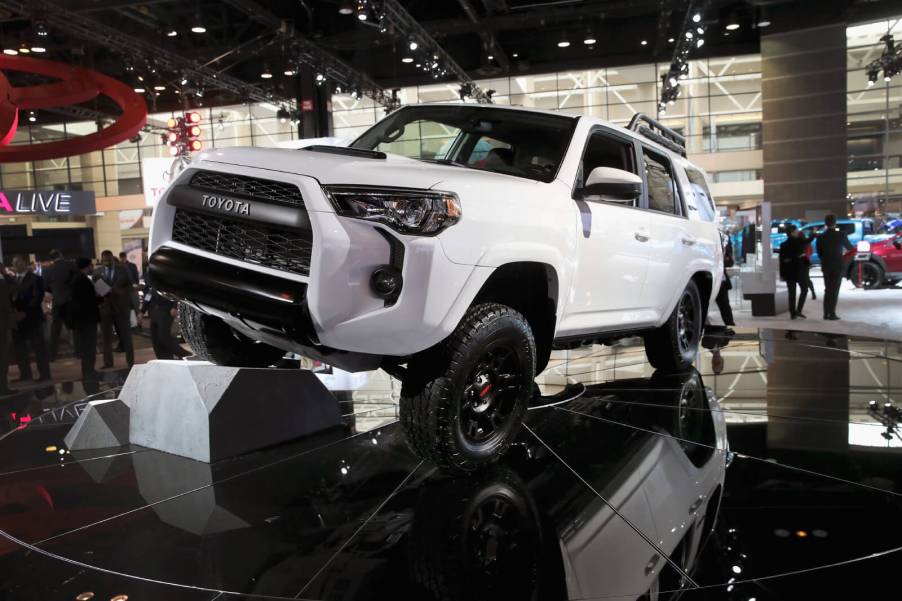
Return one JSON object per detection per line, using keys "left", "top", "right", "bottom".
{"left": 201, "top": 194, "right": 250, "bottom": 216}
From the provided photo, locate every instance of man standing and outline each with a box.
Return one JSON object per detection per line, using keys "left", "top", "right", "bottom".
{"left": 67, "top": 258, "right": 101, "bottom": 380}
{"left": 11, "top": 255, "right": 51, "bottom": 382}
{"left": 98, "top": 250, "right": 134, "bottom": 368}
{"left": 815, "top": 214, "right": 854, "bottom": 321}
{"left": 779, "top": 225, "right": 811, "bottom": 319}
{"left": 119, "top": 251, "right": 142, "bottom": 334}
{"left": 43, "top": 249, "right": 78, "bottom": 360}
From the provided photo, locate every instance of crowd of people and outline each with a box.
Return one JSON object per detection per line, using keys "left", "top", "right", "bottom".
{"left": 0, "top": 249, "right": 188, "bottom": 395}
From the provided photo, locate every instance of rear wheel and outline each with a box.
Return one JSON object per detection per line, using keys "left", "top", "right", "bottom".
{"left": 644, "top": 281, "right": 702, "bottom": 372}
{"left": 849, "top": 261, "right": 883, "bottom": 289}
{"left": 178, "top": 303, "right": 286, "bottom": 367}
{"left": 401, "top": 303, "right": 535, "bottom": 474}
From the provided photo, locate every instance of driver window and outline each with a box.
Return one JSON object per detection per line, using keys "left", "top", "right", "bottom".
{"left": 579, "top": 131, "right": 638, "bottom": 206}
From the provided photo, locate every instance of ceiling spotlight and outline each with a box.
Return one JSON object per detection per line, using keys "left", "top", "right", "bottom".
{"left": 180, "top": 76, "right": 189, "bottom": 85}
{"left": 668, "top": 76, "right": 677, "bottom": 86}
{"left": 261, "top": 64, "right": 273, "bottom": 79}
{"left": 667, "top": 37, "right": 675, "bottom": 43}
{"left": 283, "top": 67, "right": 297, "bottom": 76}
{"left": 685, "top": 30, "right": 694, "bottom": 39}
{"left": 191, "top": 13, "right": 206, "bottom": 33}
{"left": 584, "top": 35, "right": 596, "bottom": 45}
{"left": 166, "top": 27, "right": 177, "bottom": 37}
{"left": 512, "top": 52, "right": 519, "bottom": 58}
{"left": 35, "top": 20, "right": 48, "bottom": 37}
{"left": 558, "top": 39, "right": 570, "bottom": 48}
{"left": 315, "top": 72, "right": 326, "bottom": 82}
{"left": 30, "top": 44, "right": 45, "bottom": 53}
{"left": 692, "top": 12, "right": 702, "bottom": 23}
{"left": 357, "top": 10, "right": 368, "bottom": 21}
{"left": 885, "top": 74, "right": 892, "bottom": 82}
{"left": 154, "top": 84, "right": 166, "bottom": 91}
{"left": 757, "top": 8, "right": 771, "bottom": 28}
{"left": 18, "top": 42, "right": 30, "bottom": 54}
{"left": 28, "top": 111, "right": 36, "bottom": 122}
{"left": 133, "top": 86, "right": 146, "bottom": 93}
{"left": 697, "top": 38, "right": 705, "bottom": 48}
{"left": 338, "top": 2, "right": 353, "bottom": 15}
{"left": 408, "top": 39, "right": 418, "bottom": 51}
{"left": 640, "top": 39, "right": 648, "bottom": 46}
{"left": 487, "top": 54, "right": 494, "bottom": 60}
{"left": 2, "top": 47, "right": 16, "bottom": 55}
{"left": 725, "top": 13, "right": 740, "bottom": 31}
{"left": 276, "top": 107, "right": 290, "bottom": 123}
{"left": 867, "top": 79, "right": 875, "bottom": 87}
{"left": 697, "top": 26, "right": 704, "bottom": 35}
{"left": 402, "top": 56, "right": 414, "bottom": 63}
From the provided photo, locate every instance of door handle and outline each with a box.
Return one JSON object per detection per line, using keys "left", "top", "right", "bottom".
{"left": 635, "top": 232, "right": 650, "bottom": 242}
{"left": 681, "top": 237, "right": 697, "bottom": 246}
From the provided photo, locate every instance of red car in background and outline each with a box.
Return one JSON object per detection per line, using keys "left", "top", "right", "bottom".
{"left": 849, "top": 231, "right": 902, "bottom": 289}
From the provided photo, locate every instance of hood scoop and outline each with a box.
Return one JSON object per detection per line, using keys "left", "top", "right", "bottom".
{"left": 301, "top": 145, "right": 386, "bottom": 160}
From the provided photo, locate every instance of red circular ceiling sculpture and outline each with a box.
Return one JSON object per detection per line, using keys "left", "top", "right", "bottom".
{"left": 0, "top": 55, "right": 148, "bottom": 163}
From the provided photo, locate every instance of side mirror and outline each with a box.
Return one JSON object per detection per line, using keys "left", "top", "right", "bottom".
{"left": 581, "top": 167, "right": 642, "bottom": 202}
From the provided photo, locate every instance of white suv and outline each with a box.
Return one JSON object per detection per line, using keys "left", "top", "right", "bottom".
{"left": 148, "top": 104, "right": 722, "bottom": 472}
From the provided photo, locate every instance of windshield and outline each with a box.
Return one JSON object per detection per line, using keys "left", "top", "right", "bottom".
{"left": 351, "top": 105, "right": 577, "bottom": 183}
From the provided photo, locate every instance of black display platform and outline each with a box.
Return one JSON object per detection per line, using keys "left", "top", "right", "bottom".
{"left": 1, "top": 328, "right": 901, "bottom": 600}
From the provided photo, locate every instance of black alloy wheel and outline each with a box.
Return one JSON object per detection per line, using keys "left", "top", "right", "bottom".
{"left": 676, "top": 291, "right": 699, "bottom": 357}
{"left": 460, "top": 344, "right": 523, "bottom": 449}
{"left": 644, "top": 280, "right": 703, "bottom": 372}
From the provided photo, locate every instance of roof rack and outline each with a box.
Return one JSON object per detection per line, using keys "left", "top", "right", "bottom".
{"left": 627, "top": 113, "right": 687, "bottom": 157}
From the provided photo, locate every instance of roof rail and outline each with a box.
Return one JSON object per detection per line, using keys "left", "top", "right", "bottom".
{"left": 627, "top": 113, "right": 687, "bottom": 157}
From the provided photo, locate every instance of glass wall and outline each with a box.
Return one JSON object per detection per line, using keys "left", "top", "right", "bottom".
{"left": 846, "top": 16, "right": 902, "bottom": 220}
{"left": 331, "top": 55, "right": 763, "bottom": 164}
{"left": 0, "top": 102, "right": 298, "bottom": 196}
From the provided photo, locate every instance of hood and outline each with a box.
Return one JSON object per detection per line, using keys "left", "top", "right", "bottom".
{"left": 194, "top": 146, "right": 527, "bottom": 191}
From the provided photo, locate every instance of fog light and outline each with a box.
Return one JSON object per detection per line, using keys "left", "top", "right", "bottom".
{"left": 371, "top": 265, "right": 403, "bottom": 299}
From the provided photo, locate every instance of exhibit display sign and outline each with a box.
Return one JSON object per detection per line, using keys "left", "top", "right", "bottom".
{"left": 0, "top": 190, "right": 95, "bottom": 215}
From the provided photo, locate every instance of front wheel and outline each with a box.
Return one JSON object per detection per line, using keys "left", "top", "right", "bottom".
{"left": 644, "top": 280, "right": 703, "bottom": 372}
{"left": 849, "top": 261, "right": 883, "bottom": 290}
{"left": 178, "top": 303, "right": 286, "bottom": 367}
{"left": 400, "top": 303, "right": 535, "bottom": 474}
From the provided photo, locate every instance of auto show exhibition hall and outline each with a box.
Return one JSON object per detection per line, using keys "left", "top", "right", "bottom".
{"left": 1, "top": 1, "right": 902, "bottom": 600}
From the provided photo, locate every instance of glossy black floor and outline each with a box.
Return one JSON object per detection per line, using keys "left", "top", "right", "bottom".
{"left": 1, "top": 328, "right": 901, "bottom": 600}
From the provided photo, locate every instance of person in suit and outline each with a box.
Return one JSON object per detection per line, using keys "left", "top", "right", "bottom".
{"left": 142, "top": 271, "right": 189, "bottom": 361}
{"left": 11, "top": 255, "right": 51, "bottom": 382}
{"left": 714, "top": 233, "right": 736, "bottom": 333}
{"left": 43, "top": 249, "right": 78, "bottom": 360}
{"left": 119, "top": 251, "right": 142, "bottom": 337}
{"left": 0, "top": 268, "right": 16, "bottom": 394}
{"left": 779, "top": 225, "right": 812, "bottom": 319}
{"left": 815, "top": 214, "right": 854, "bottom": 321}
{"left": 98, "top": 249, "right": 134, "bottom": 368}
{"left": 66, "top": 258, "right": 101, "bottom": 380}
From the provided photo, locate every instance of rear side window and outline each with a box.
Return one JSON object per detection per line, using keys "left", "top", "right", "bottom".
{"left": 643, "top": 149, "right": 680, "bottom": 215}
{"left": 685, "top": 168, "right": 716, "bottom": 222}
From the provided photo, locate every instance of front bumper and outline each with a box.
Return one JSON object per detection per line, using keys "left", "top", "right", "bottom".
{"left": 149, "top": 162, "right": 490, "bottom": 359}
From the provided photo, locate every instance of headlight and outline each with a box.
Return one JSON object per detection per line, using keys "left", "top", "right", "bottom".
{"left": 324, "top": 186, "right": 461, "bottom": 235}
{"left": 857, "top": 241, "right": 871, "bottom": 252}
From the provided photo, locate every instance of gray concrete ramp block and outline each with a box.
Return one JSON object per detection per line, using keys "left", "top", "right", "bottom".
{"left": 128, "top": 360, "right": 342, "bottom": 462}
{"left": 63, "top": 398, "right": 130, "bottom": 451}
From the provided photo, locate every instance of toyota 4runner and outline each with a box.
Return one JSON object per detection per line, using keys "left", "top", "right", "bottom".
{"left": 148, "top": 104, "right": 723, "bottom": 472}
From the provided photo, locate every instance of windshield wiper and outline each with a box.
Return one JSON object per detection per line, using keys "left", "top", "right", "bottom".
{"left": 419, "top": 158, "right": 469, "bottom": 168}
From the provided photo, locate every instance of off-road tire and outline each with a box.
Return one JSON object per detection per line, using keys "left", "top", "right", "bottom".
{"left": 644, "top": 280, "right": 702, "bottom": 372}
{"left": 400, "top": 303, "right": 535, "bottom": 474}
{"left": 178, "top": 303, "right": 285, "bottom": 367}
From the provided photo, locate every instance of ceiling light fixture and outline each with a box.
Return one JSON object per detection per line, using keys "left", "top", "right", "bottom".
{"left": 134, "top": 86, "right": 146, "bottom": 93}
{"left": 641, "top": 39, "right": 648, "bottom": 46}
{"left": 401, "top": 56, "right": 414, "bottom": 63}
{"left": 28, "top": 111, "right": 36, "bottom": 122}
{"left": 757, "top": 7, "right": 771, "bottom": 28}
{"left": 558, "top": 39, "right": 570, "bottom": 48}
{"left": 2, "top": 47, "right": 16, "bottom": 55}
{"left": 692, "top": 12, "right": 701, "bottom": 23}
{"left": 338, "top": 2, "right": 353, "bottom": 15}
{"left": 283, "top": 67, "right": 297, "bottom": 76}
{"left": 584, "top": 35, "right": 597, "bottom": 45}
{"left": 191, "top": 12, "right": 206, "bottom": 33}
{"left": 18, "top": 42, "right": 29, "bottom": 54}
{"left": 408, "top": 39, "right": 418, "bottom": 51}
{"left": 260, "top": 64, "right": 272, "bottom": 79}
{"left": 30, "top": 44, "right": 45, "bottom": 53}
{"left": 166, "top": 27, "right": 177, "bottom": 37}
{"left": 154, "top": 84, "right": 166, "bottom": 91}
{"left": 696, "top": 38, "right": 705, "bottom": 48}
{"left": 725, "top": 12, "right": 740, "bottom": 31}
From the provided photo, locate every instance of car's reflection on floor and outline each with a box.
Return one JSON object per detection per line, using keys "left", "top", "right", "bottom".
{"left": 294, "top": 368, "right": 727, "bottom": 601}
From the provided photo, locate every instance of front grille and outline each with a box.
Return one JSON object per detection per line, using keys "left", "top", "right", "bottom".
{"left": 171, "top": 209, "right": 312, "bottom": 276}
{"left": 190, "top": 171, "right": 304, "bottom": 208}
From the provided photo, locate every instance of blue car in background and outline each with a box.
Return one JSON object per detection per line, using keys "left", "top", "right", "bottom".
{"left": 770, "top": 219, "right": 805, "bottom": 252}
{"left": 799, "top": 218, "right": 889, "bottom": 265}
